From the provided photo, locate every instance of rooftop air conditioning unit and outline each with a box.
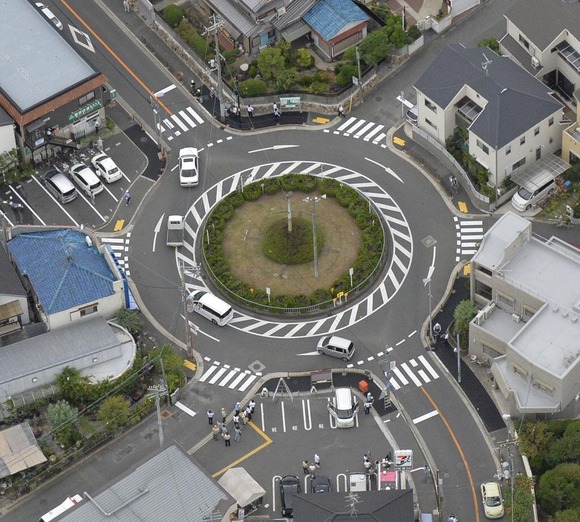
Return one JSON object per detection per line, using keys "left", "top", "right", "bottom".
{"left": 512, "top": 314, "right": 521, "bottom": 323}
{"left": 531, "top": 56, "right": 540, "bottom": 69}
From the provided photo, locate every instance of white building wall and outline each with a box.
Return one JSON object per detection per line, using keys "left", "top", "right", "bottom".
{"left": 0, "top": 123, "right": 16, "bottom": 155}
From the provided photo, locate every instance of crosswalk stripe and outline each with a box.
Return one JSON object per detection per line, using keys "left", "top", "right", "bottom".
{"left": 199, "top": 364, "right": 218, "bottom": 382}
{"left": 401, "top": 362, "right": 423, "bottom": 386}
{"left": 218, "top": 370, "right": 239, "bottom": 387}
{"left": 462, "top": 234, "right": 482, "bottom": 240}
{"left": 354, "top": 121, "right": 375, "bottom": 138}
{"left": 389, "top": 377, "right": 401, "bottom": 390}
{"left": 418, "top": 355, "right": 439, "bottom": 379}
{"left": 337, "top": 116, "right": 356, "bottom": 131}
{"left": 418, "top": 369, "right": 431, "bottom": 383}
{"left": 163, "top": 118, "right": 174, "bottom": 129}
{"left": 363, "top": 125, "right": 384, "bottom": 141}
{"left": 238, "top": 375, "right": 258, "bottom": 392}
{"left": 186, "top": 106, "right": 204, "bottom": 124}
{"left": 228, "top": 373, "right": 248, "bottom": 389}
{"left": 392, "top": 367, "right": 409, "bottom": 385}
{"left": 373, "top": 133, "right": 387, "bottom": 144}
{"left": 171, "top": 114, "right": 189, "bottom": 132}
{"left": 179, "top": 109, "right": 197, "bottom": 128}
{"left": 461, "top": 220, "right": 483, "bottom": 226}
{"left": 343, "top": 119, "right": 367, "bottom": 135}
{"left": 209, "top": 367, "right": 228, "bottom": 384}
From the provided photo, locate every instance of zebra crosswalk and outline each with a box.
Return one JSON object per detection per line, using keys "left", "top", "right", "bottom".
{"left": 454, "top": 217, "right": 484, "bottom": 261}
{"left": 101, "top": 234, "right": 131, "bottom": 276}
{"left": 198, "top": 358, "right": 261, "bottom": 393}
{"left": 324, "top": 117, "right": 388, "bottom": 146}
{"left": 388, "top": 355, "right": 440, "bottom": 390}
{"left": 157, "top": 105, "right": 205, "bottom": 142}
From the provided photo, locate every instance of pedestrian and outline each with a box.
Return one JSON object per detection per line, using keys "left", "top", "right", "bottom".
{"left": 234, "top": 426, "right": 242, "bottom": 442}
{"left": 221, "top": 424, "right": 228, "bottom": 437}
{"left": 314, "top": 453, "right": 320, "bottom": 468}
{"left": 124, "top": 190, "right": 131, "bottom": 206}
{"left": 245, "top": 405, "right": 252, "bottom": 422}
{"left": 123, "top": 0, "right": 130, "bottom": 12}
{"left": 272, "top": 102, "right": 278, "bottom": 112}
{"left": 364, "top": 400, "right": 372, "bottom": 414}
{"left": 364, "top": 459, "right": 372, "bottom": 472}
{"left": 207, "top": 409, "right": 214, "bottom": 425}
{"left": 366, "top": 392, "right": 373, "bottom": 403}
{"left": 195, "top": 87, "right": 202, "bottom": 98}
{"left": 235, "top": 402, "right": 241, "bottom": 414}
{"left": 240, "top": 411, "right": 247, "bottom": 424}
{"left": 424, "top": 465, "right": 430, "bottom": 483}
{"left": 233, "top": 414, "right": 240, "bottom": 426}
{"left": 273, "top": 107, "right": 281, "bottom": 122}
{"left": 221, "top": 407, "right": 227, "bottom": 423}
{"left": 96, "top": 137, "right": 103, "bottom": 151}
{"left": 212, "top": 424, "right": 220, "bottom": 441}
{"left": 249, "top": 399, "right": 256, "bottom": 413}
{"left": 338, "top": 104, "right": 345, "bottom": 117}
{"left": 190, "top": 79, "right": 196, "bottom": 93}
{"left": 224, "top": 432, "right": 231, "bottom": 446}
{"left": 247, "top": 105, "right": 254, "bottom": 117}
{"left": 308, "top": 463, "right": 316, "bottom": 477}
{"left": 302, "top": 460, "right": 309, "bottom": 474}
{"left": 94, "top": 121, "right": 100, "bottom": 135}
{"left": 433, "top": 323, "right": 442, "bottom": 338}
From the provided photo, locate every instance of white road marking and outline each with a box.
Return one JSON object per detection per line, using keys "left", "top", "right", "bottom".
{"left": 175, "top": 401, "right": 196, "bottom": 417}
{"left": 413, "top": 410, "right": 439, "bottom": 424}
{"left": 152, "top": 213, "right": 164, "bottom": 253}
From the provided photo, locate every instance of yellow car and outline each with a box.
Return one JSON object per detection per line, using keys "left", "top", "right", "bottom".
{"left": 481, "top": 482, "right": 504, "bottom": 519}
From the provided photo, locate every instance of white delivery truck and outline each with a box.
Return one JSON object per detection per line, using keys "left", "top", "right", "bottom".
{"left": 166, "top": 215, "right": 184, "bottom": 247}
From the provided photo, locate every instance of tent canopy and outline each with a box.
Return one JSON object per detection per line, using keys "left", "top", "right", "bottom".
{"left": 218, "top": 467, "right": 265, "bottom": 507}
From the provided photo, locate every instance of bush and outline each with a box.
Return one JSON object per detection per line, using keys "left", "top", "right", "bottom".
{"left": 238, "top": 78, "right": 267, "bottom": 96}
{"left": 163, "top": 5, "right": 185, "bottom": 27}
{"left": 263, "top": 177, "right": 281, "bottom": 195}
{"left": 262, "top": 217, "right": 322, "bottom": 264}
{"left": 299, "top": 75, "right": 314, "bottom": 87}
{"left": 280, "top": 173, "right": 318, "bottom": 192}
{"left": 242, "top": 183, "right": 262, "bottom": 201}
{"left": 309, "top": 81, "right": 329, "bottom": 94}
{"left": 336, "top": 64, "right": 358, "bottom": 87}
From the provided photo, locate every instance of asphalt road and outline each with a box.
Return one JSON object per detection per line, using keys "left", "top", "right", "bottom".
{"left": 2, "top": 1, "right": 526, "bottom": 521}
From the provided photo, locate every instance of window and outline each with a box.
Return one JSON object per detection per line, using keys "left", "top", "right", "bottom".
{"left": 506, "top": 146, "right": 511, "bottom": 155}
{"left": 512, "top": 157, "right": 526, "bottom": 170}
{"left": 497, "top": 292, "right": 515, "bottom": 309}
{"left": 482, "top": 344, "right": 501, "bottom": 359}
{"left": 425, "top": 98, "right": 437, "bottom": 112}
{"left": 533, "top": 380, "right": 554, "bottom": 394}
{"left": 513, "top": 363, "right": 528, "bottom": 378}
{"left": 534, "top": 127, "right": 540, "bottom": 136}
{"left": 522, "top": 306, "right": 536, "bottom": 321}
{"left": 549, "top": 117, "right": 554, "bottom": 126}
{"left": 477, "top": 139, "right": 489, "bottom": 154}
{"left": 518, "top": 34, "right": 529, "bottom": 50}
{"left": 425, "top": 119, "right": 437, "bottom": 130}
{"left": 79, "top": 92, "right": 95, "bottom": 106}
{"left": 520, "top": 136, "right": 526, "bottom": 145}
{"left": 477, "top": 265, "right": 492, "bottom": 277}
{"left": 79, "top": 304, "right": 98, "bottom": 317}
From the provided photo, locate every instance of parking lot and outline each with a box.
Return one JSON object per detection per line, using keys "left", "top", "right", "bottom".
{"left": 193, "top": 386, "right": 396, "bottom": 519}
{"left": 0, "top": 134, "right": 146, "bottom": 230}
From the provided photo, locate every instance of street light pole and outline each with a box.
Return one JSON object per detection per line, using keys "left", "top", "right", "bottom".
{"left": 423, "top": 277, "right": 433, "bottom": 346}
{"left": 303, "top": 195, "right": 326, "bottom": 279}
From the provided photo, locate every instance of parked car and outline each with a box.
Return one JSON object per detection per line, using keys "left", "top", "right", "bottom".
{"left": 406, "top": 105, "right": 418, "bottom": 125}
{"left": 179, "top": 147, "right": 199, "bottom": 187}
{"left": 311, "top": 475, "right": 332, "bottom": 493}
{"left": 70, "top": 163, "right": 103, "bottom": 197}
{"left": 43, "top": 170, "right": 77, "bottom": 204}
{"left": 91, "top": 153, "right": 123, "bottom": 183}
{"left": 35, "top": 3, "right": 63, "bottom": 30}
{"left": 480, "top": 481, "right": 504, "bottom": 519}
{"left": 279, "top": 475, "right": 300, "bottom": 518}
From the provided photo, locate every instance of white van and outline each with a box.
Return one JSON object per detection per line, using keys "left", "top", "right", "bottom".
{"left": 511, "top": 178, "right": 556, "bottom": 212}
{"left": 317, "top": 336, "right": 355, "bottom": 361}
{"left": 186, "top": 290, "right": 233, "bottom": 326}
{"left": 327, "top": 387, "right": 359, "bottom": 428}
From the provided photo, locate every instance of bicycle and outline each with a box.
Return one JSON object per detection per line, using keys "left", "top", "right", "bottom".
{"left": 556, "top": 215, "right": 572, "bottom": 229}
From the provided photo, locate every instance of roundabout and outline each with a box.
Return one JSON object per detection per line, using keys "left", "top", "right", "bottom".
{"left": 176, "top": 160, "right": 414, "bottom": 339}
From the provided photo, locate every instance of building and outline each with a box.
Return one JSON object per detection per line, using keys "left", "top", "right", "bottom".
{"left": 499, "top": 0, "right": 580, "bottom": 101}
{"left": 198, "top": 0, "right": 368, "bottom": 58}
{"left": 7, "top": 228, "right": 125, "bottom": 331}
{"left": 469, "top": 212, "right": 580, "bottom": 419}
{"left": 0, "top": 317, "right": 135, "bottom": 403}
{"left": 55, "top": 445, "right": 236, "bottom": 522}
{"left": 0, "top": 106, "right": 16, "bottom": 155}
{"left": 0, "top": 243, "right": 29, "bottom": 339}
{"left": 0, "top": 1, "right": 107, "bottom": 163}
{"left": 413, "top": 43, "right": 564, "bottom": 188}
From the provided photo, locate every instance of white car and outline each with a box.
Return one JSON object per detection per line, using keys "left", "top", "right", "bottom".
{"left": 91, "top": 153, "right": 123, "bottom": 183}
{"left": 481, "top": 482, "right": 504, "bottom": 519}
{"left": 179, "top": 147, "right": 199, "bottom": 187}
{"left": 70, "top": 163, "right": 103, "bottom": 198}
{"left": 36, "top": 3, "right": 63, "bottom": 30}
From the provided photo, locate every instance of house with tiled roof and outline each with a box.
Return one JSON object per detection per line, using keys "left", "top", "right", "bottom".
{"left": 413, "top": 43, "right": 564, "bottom": 187}
{"left": 0, "top": 1, "right": 107, "bottom": 163}
{"left": 7, "top": 228, "right": 125, "bottom": 331}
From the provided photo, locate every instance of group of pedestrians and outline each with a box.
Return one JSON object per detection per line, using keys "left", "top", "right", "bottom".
{"left": 302, "top": 453, "right": 321, "bottom": 477}
{"left": 207, "top": 399, "right": 256, "bottom": 446}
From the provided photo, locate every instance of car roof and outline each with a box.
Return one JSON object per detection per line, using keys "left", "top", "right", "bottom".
{"left": 482, "top": 482, "right": 500, "bottom": 495}
{"left": 71, "top": 164, "right": 99, "bottom": 180}
{"left": 94, "top": 155, "right": 116, "bottom": 168}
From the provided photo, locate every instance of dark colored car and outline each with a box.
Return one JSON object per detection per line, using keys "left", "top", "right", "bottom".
{"left": 280, "top": 475, "right": 300, "bottom": 518}
{"left": 311, "top": 475, "right": 332, "bottom": 493}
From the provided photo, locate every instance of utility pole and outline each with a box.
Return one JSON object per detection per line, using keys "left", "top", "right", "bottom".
{"left": 303, "top": 195, "right": 326, "bottom": 278}
{"left": 180, "top": 261, "right": 201, "bottom": 359}
{"left": 286, "top": 192, "right": 293, "bottom": 233}
{"left": 204, "top": 15, "right": 225, "bottom": 121}
{"left": 356, "top": 47, "right": 363, "bottom": 100}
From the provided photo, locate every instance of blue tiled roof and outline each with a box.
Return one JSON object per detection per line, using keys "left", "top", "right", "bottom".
{"left": 304, "top": 0, "right": 368, "bottom": 42}
{"left": 8, "top": 229, "right": 116, "bottom": 315}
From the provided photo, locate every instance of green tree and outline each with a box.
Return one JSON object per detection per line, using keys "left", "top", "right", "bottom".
{"left": 150, "top": 347, "right": 185, "bottom": 393}
{"left": 47, "top": 400, "right": 77, "bottom": 431}
{"left": 477, "top": 38, "right": 500, "bottom": 54}
{"left": 336, "top": 64, "right": 358, "bottom": 87}
{"left": 453, "top": 299, "right": 477, "bottom": 348}
{"left": 296, "top": 48, "right": 313, "bottom": 69}
{"left": 163, "top": 5, "right": 185, "bottom": 27}
{"left": 518, "top": 421, "right": 554, "bottom": 472}
{"left": 275, "top": 69, "right": 298, "bottom": 92}
{"left": 505, "top": 476, "right": 535, "bottom": 522}
{"left": 551, "top": 507, "right": 580, "bottom": 521}
{"left": 114, "top": 308, "right": 143, "bottom": 337}
{"left": 97, "top": 395, "right": 130, "bottom": 433}
{"left": 538, "top": 463, "right": 580, "bottom": 515}
{"left": 238, "top": 78, "right": 267, "bottom": 96}
{"left": 358, "top": 29, "right": 392, "bottom": 65}
{"left": 56, "top": 367, "right": 91, "bottom": 406}
{"left": 257, "top": 48, "right": 285, "bottom": 81}
{"left": 275, "top": 38, "right": 293, "bottom": 66}
{"left": 547, "top": 422, "right": 580, "bottom": 468}
{"left": 389, "top": 26, "right": 407, "bottom": 49}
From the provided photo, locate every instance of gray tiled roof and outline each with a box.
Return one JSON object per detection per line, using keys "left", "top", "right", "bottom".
{"left": 415, "top": 44, "right": 562, "bottom": 149}
{"left": 274, "top": 0, "right": 318, "bottom": 30}
{"left": 0, "top": 318, "right": 120, "bottom": 386}
{"left": 58, "top": 445, "right": 234, "bottom": 522}
{"left": 506, "top": 0, "right": 580, "bottom": 51}
{"left": 205, "top": 0, "right": 260, "bottom": 35}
